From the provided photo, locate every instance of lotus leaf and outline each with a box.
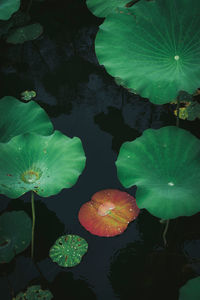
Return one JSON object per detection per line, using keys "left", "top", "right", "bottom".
{"left": 21, "top": 90, "right": 36, "bottom": 101}
{"left": 0, "top": 0, "right": 20, "bottom": 20}
{"left": 0, "top": 130, "right": 86, "bottom": 198}
{"left": 86, "top": 0, "right": 130, "bottom": 18}
{"left": 0, "top": 96, "right": 53, "bottom": 142}
{"left": 6, "top": 23, "right": 43, "bottom": 44}
{"left": 49, "top": 235, "right": 88, "bottom": 267}
{"left": 95, "top": 0, "right": 200, "bottom": 104}
{"left": 179, "top": 276, "right": 200, "bottom": 300}
{"left": 116, "top": 126, "right": 200, "bottom": 219}
{"left": 15, "top": 285, "right": 53, "bottom": 300}
{"left": 0, "top": 211, "right": 32, "bottom": 263}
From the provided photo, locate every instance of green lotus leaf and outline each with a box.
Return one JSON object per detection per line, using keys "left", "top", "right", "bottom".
{"left": 0, "top": 211, "right": 32, "bottom": 263}
{"left": 0, "top": 96, "right": 53, "bottom": 143}
{"left": 86, "top": 0, "right": 130, "bottom": 18}
{"left": 116, "top": 126, "right": 200, "bottom": 219}
{"left": 6, "top": 23, "right": 43, "bottom": 44}
{"left": 95, "top": 0, "right": 200, "bottom": 104}
{"left": 0, "top": 131, "right": 86, "bottom": 198}
{"left": 0, "top": 0, "right": 20, "bottom": 20}
{"left": 15, "top": 285, "right": 53, "bottom": 300}
{"left": 21, "top": 90, "right": 37, "bottom": 101}
{"left": 179, "top": 277, "right": 200, "bottom": 300}
{"left": 49, "top": 235, "right": 88, "bottom": 267}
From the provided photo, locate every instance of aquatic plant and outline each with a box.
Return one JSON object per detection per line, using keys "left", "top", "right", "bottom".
{"left": 20, "top": 91, "right": 37, "bottom": 101}
{"left": 15, "top": 285, "right": 53, "bottom": 300}
{"left": 0, "top": 96, "right": 53, "bottom": 142}
{"left": 0, "top": 211, "right": 32, "bottom": 263}
{"left": 49, "top": 235, "right": 88, "bottom": 267}
{"left": 116, "top": 126, "right": 200, "bottom": 220}
{"left": 179, "top": 276, "right": 200, "bottom": 300}
{"left": 86, "top": 0, "right": 131, "bottom": 17}
{"left": 0, "top": 0, "right": 20, "bottom": 20}
{"left": 95, "top": 0, "right": 200, "bottom": 104}
{"left": 0, "top": 130, "right": 86, "bottom": 257}
{"left": 78, "top": 189, "right": 139, "bottom": 237}
{"left": 6, "top": 23, "right": 43, "bottom": 44}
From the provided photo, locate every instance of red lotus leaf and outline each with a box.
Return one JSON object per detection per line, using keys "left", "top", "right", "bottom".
{"left": 78, "top": 189, "right": 140, "bottom": 237}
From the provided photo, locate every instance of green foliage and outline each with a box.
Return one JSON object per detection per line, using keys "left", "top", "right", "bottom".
{"left": 21, "top": 90, "right": 37, "bottom": 101}
{"left": 49, "top": 235, "right": 88, "bottom": 267}
{"left": 0, "top": 0, "right": 20, "bottom": 21}
{"left": 95, "top": 0, "right": 200, "bottom": 104}
{"left": 179, "top": 277, "right": 200, "bottom": 300}
{"left": 15, "top": 285, "right": 53, "bottom": 300}
{"left": 86, "top": 0, "right": 130, "bottom": 17}
{"left": 0, "top": 211, "right": 32, "bottom": 263}
{"left": 0, "top": 96, "right": 53, "bottom": 142}
{"left": 116, "top": 126, "right": 200, "bottom": 219}
{"left": 6, "top": 23, "right": 43, "bottom": 44}
{"left": 0, "top": 130, "right": 86, "bottom": 198}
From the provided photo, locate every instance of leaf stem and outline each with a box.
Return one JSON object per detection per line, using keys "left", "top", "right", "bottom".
{"left": 31, "top": 191, "right": 35, "bottom": 259}
{"left": 162, "top": 219, "right": 169, "bottom": 247}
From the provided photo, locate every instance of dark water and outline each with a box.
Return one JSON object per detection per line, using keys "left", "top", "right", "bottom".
{"left": 1, "top": 1, "right": 200, "bottom": 299}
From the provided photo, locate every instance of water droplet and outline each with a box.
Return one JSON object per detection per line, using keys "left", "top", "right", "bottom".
{"left": 174, "top": 55, "right": 179, "bottom": 60}
{"left": 168, "top": 182, "right": 174, "bottom": 186}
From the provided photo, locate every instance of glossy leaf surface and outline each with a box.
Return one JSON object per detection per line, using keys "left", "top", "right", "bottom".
{"left": 49, "top": 235, "right": 88, "bottom": 267}
{"left": 78, "top": 189, "right": 139, "bottom": 236}
{"left": 0, "top": 96, "right": 53, "bottom": 142}
{"left": 116, "top": 126, "right": 200, "bottom": 219}
{"left": 0, "top": 211, "right": 31, "bottom": 263}
{"left": 179, "top": 277, "right": 200, "bottom": 300}
{"left": 0, "top": 131, "right": 86, "bottom": 198}
{"left": 95, "top": 0, "right": 200, "bottom": 104}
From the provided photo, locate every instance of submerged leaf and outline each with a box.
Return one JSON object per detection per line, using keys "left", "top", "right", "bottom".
{"left": 0, "top": 96, "right": 53, "bottom": 142}
{"left": 49, "top": 235, "right": 88, "bottom": 267}
{"left": 6, "top": 23, "right": 43, "bottom": 44}
{"left": 0, "top": 211, "right": 31, "bottom": 263}
{"left": 86, "top": 0, "right": 130, "bottom": 17}
{"left": 0, "top": 131, "right": 86, "bottom": 198}
{"left": 116, "top": 126, "right": 200, "bottom": 219}
{"left": 95, "top": 0, "right": 200, "bottom": 104}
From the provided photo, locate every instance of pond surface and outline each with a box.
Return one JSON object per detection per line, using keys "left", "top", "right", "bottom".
{"left": 1, "top": 1, "right": 200, "bottom": 299}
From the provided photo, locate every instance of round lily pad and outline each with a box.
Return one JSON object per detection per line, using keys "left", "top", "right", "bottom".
{"left": 49, "top": 235, "right": 88, "bottom": 267}
{"left": 0, "top": 0, "right": 20, "bottom": 20}
{"left": 179, "top": 277, "right": 200, "bottom": 300}
{"left": 0, "top": 130, "right": 86, "bottom": 198}
{"left": 116, "top": 126, "right": 200, "bottom": 219}
{"left": 6, "top": 23, "right": 43, "bottom": 44}
{"left": 78, "top": 189, "right": 139, "bottom": 237}
{"left": 0, "top": 96, "right": 53, "bottom": 142}
{"left": 86, "top": 0, "right": 130, "bottom": 18}
{"left": 0, "top": 211, "right": 32, "bottom": 263}
{"left": 15, "top": 285, "right": 53, "bottom": 300}
{"left": 95, "top": 0, "right": 200, "bottom": 104}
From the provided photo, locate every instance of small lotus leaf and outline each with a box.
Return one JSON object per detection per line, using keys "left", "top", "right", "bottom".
{"left": 49, "top": 235, "right": 88, "bottom": 267}
{"left": 116, "top": 126, "right": 200, "bottom": 219}
{"left": 95, "top": 0, "right": 200, "bottom": 104}
{"left": 86, "top": 0, "right": 130, "bottom": 18}
{"left": 0, "top": 211, "right": 31, "bottom": 263}
{"left": 179, "top": 277, "right": 200, "bottom": 300}
{"left": 0, "top": 0, "right": 20, "bottom": 20}
{"left": 0, "top": 96, "right": 53, "bottom": 142}
{"left": 0, "top": 131, "right": 86, "bottom": 198}
{"left": 15, "top": 285, "right": 53, "bottom": 300}
{"left": 21, "top": 90, "right": 36, "bottom": 101}
{"left": 6, "top": 23, "right": 43, "bottom": 44}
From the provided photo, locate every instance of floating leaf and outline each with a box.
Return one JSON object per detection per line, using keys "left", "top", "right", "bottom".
{"left": 15, "top": 285, "right": 53, "bottom": 300}
{"left": 0, "top": 131, "right": 86, "bottom": 198}
{"left": 0, "top": 96, "right": 53, "bottom": 142}
{"left": 95, "top": 0, "right": 200, "bottom": 104}
{"left": 179, "top": 277, "right": 200, "bottom": 300}
{"left": 78, "top": 189, "right": 139, "bottom": 237}
{"left": 0, "top": 211, "right": 31, "bottom": 263}
{"left": 116, "top": 126, "right": 200, "bottom": 219}
{"left": 49, "top": 235, "right": 88, "bottom": 267}
{"left": 0, "top": 0, "right": 20, "bottom": 21}
{"left": 21, "top": 90, "right": 36, "bottom": 101}
{"left": 86, "top": 0, "right": 130, "bottom": 18}
{"left": 6, "top": 23, "right": 43, "bottom": 44}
